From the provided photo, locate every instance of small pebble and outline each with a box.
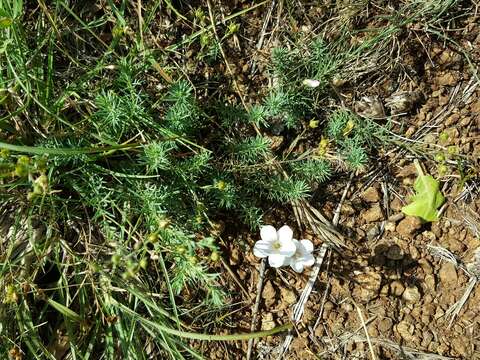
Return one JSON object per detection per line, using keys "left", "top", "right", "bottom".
{"left": 402, "top": 286, "right": 421, "bottom": 303}
{"left": 390, "top": 281, "right": 405, "bottom": 297}
{"left": 397, "top": 216, "right": 422, "bottom": 237}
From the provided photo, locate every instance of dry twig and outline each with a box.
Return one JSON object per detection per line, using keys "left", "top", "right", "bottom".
{"left": 246, "top": 258, "right": 267, "bottom": 360}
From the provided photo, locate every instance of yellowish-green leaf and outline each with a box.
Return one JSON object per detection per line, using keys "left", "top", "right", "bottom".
{"left": 0, "top": 17, "right": 12, "bottom": 28}
{"left": 401, "top": 174, "right": 444, "bottom": 222}
{"left": 0, "top": 9, "right": 12, "bottom": 28}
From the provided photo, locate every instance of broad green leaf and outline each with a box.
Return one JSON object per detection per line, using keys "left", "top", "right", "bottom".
{"left": 401, "top": 174, "right": 445, "bottom": 222}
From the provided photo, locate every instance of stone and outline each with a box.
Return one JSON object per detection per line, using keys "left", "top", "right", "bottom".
{"left": 390, "top": 281, "right": 405, "bottom": 297}
{"left": 437, "top": 72, "right": 456, "bottom": 86}
{"left": 261, "top": 312, "right": 276, "bottom": 331}
{"left": 303, "top": 308, "right": 315, "bottom": 323}
{"left": 314, "top": 325, "right": 324, "bottom": 338}
{"left": 434, "top": 307, "right": 445, "bottom": 320}
{"left": 418, "top": 259, "right": 433, "bottom": 274}
{"left": 397, "top": 216, "right": 422, "bottom": 237}
{"left": 238, "top": 269, "right": 247, "bottom": 280}
{"left": 385, "top": 221, "right": 396, "bottom": 232}
{"left": 269, "top": 135, "right": 284, "bottom": 150}
{"left": 439, "top": 262, "right": 458, "bottom": 286}
{"left": 368, "top": 325, "right": 379, "bottom": 337}
{"left": 280, "top": 287, "right": 296, "bottom": 305}
{"left": 422, "top": 303, "right": 435, "bottom": 316}
{"left": 421, "top": 330, "right": 434, "bottom": 348}
{"left": 424, "top": 274, "right": 436, "bottom": 291}
{"left": 262, "top": 281, "right": 276, "bottom": 307}
{"left": 421, "top": 314, "right": 431, "bottom": 325}
{"left": 451, "top": 337, "right": 468, "bottom": 357}
{"left": 386, "top": 244, "right": 404, "bottom": 260}
{"left": 341, "top": 302, "right": 354, "bottom": 312}
{"left": 409, "top": 245, "right": 420, "bottom": 259}
{"left": 402, "top": 286, "right": 421, "bottom": 303}
{"left": 363, "top": 204, "right": 383, "bottom": 223}
{"left": 353, "top": 272, "right": 382, "bottom": 302}
{"left": 390, "top": 198, "right": 403, "bottom": 211}
{"left": 396, "top": 320, "right": 414, "bottom": 341}
{"left": 367, "top": 225, "right": 381, "bottom": 240}
{"left": 380, "top": 284, "right": 389, "bottom": 296}
{"left": 361, "top": 187, "right": 381, "bottom": 203}
{"left": 397, "top": 164, "right": 417, "bottom": 177}
{"left": 422, "top": 231, "right": 436, "bottom": 241}
{"left": 377, "top": 318, "right": 393, "bottom": 333}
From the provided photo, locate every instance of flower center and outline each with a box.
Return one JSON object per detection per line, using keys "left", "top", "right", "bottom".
{"left": 272, "top": 241, "right": 282, "bottom": 250}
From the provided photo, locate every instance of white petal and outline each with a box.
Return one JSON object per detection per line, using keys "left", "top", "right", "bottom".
{"left": 279, "top": 238, "right": 296, "bottom": 257}
{"left": 302, "top": 79, "right": 320, "bottom": 88}
{"left": 300, "top": 239, "right": 314, "bottom": 254}
{"left": 277, "top": 225, "right": 293, "bottom": 243}
{"left": 253, "top": 240, "right": 271, "bottom": 258}
{"left": 268, "top": 254, "right": 288, "bottom": 268}
{"left": 260, "top": 225, "right": 277, "bottom": 243}
{"left": 302, "top": 253, "right": 315, "bottom": 267}
{"left": 290, "top": 238, "right": 300, "bottom": 255}
{"left": 290, "top": 260, "right": 304, "bottom": 273}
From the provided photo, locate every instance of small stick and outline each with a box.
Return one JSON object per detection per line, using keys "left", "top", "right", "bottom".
{"left": 220, "top": 258, "right": 249, "bottom": 298}
{"left": 333, "top": 172, "right": 354, "bottom": 226}
{"left": 246, "top": 258, "right": 267, "bottom": 360}
{"left": 312, "top": 258, "right": 331, "bottom": 332}
{"left": 256, "top": 0, "right": 275, "bottom": 50}
{"left": 413, "top": 159, "right": 425, "bottom": 177}
{"left": 136, "top": 0, "right": 144, "bottom": 51}
{"left": 354, "top": 302, "right": 377, "bottom": 360}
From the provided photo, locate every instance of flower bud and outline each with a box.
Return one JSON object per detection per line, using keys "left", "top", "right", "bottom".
{"left": 215, "top": 180, "right": 226, "bottom": 190}
{"left": 302, "top": 79, "right": 320, "bottom": 88}
{"left": 147, "top": 233, "right": 158, "bottom": 243}
{"left": 210, "top": 251, "right": 220, "bottom": 262}
{"left": 111, "top": 254, "right": 121, "bottom": 266}
{"left": 435, "top": 153, "right": 445, "bottom": 163}
{"left": 438, "top": 164, "right": 448, "bottom": 176}
{"left": 158, "top": 218, "right": 170, "bottom": 229}
{"left": 176, "top": 245, "right": 187, "bottom": 254}
{"left": 4, "top": 284, "right": 18, "bottom": 304}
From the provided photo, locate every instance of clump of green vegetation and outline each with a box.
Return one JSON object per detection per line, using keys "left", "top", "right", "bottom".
{"left": 0, "top": 1, "right": 396, "bottom": 358}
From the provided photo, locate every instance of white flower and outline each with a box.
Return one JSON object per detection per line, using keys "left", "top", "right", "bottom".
{"left": 253, "top": 225, "right": 296, "bottom": 268}
{"left": 302, "top": 79, "right": 320, "bottom": 88}
{"left": 288, "top": 239, "right": 315, "bottom": 273}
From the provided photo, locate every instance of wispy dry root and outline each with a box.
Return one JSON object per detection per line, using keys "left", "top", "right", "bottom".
{"left": 445, "top": 276, "right": 477, "bottom": 328}
{"left": 292, "top": 199, "right": 349, "bottom": 251}
{"left": 345, "top": 334, "right": 455, "bottom": 360}
{"left": 427, "top": 244, "right": 480, "bottom": 327}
